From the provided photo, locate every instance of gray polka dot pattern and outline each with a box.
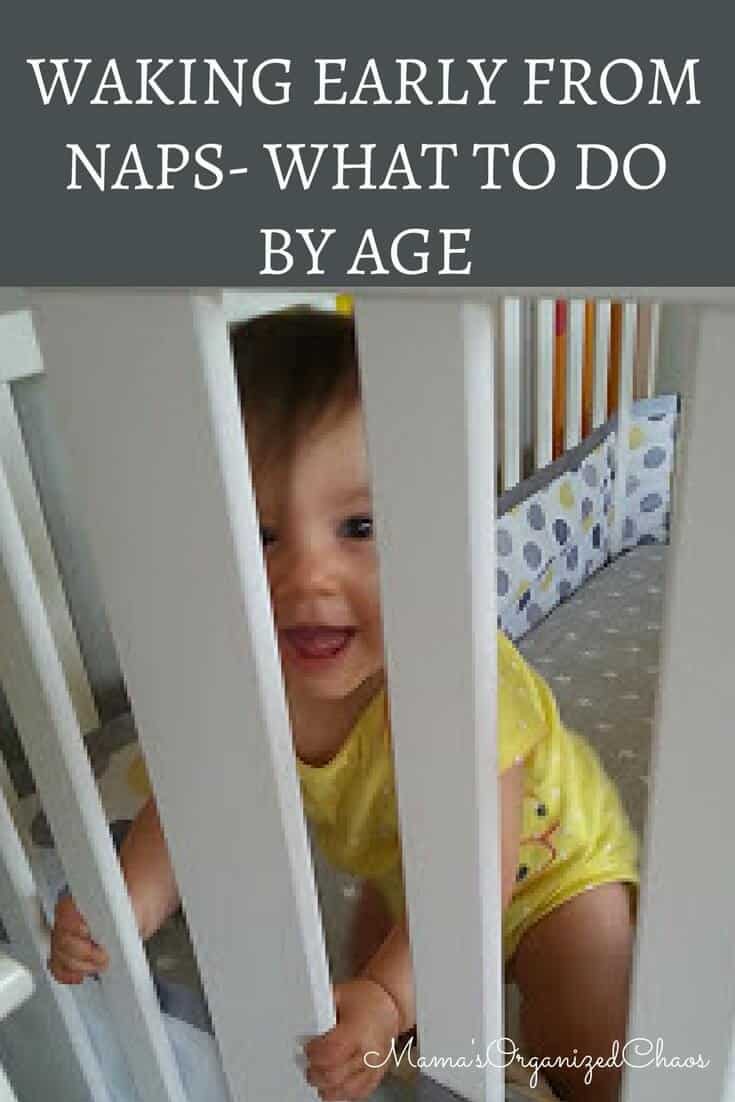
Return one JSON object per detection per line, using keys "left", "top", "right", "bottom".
{"left": 640, "top": 493, "right": 662, "bottom": 513}
{"left": 498, "top": 396, "right": 676, "bottom": 645}
{"left": 523, "top": 542, "right": 543, "bottom": 570}
{"left": 497, "top": 528, "right": 513, "bottom": 556}
{"left": 618, "top": 395, "right": 677, "bottom": 551}
{"left": 644, "top": 446, "right": 666, "bottom": 469}
{"left": 527, "top": 503, "right": 545, "bottom": 530}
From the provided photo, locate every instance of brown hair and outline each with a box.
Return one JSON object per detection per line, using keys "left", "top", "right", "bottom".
{"left": 229, "top": 307, "right": 360, "bottom": 462}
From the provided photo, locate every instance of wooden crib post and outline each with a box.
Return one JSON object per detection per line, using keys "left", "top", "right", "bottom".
{"left": 31, "top": 290, "right": 334, "bottom": 1102}
{"left": 355, "top": 297, "right": 503, "bottom": 1102}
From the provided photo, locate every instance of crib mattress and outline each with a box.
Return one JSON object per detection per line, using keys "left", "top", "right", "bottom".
{"left": 18, "top": 543, "right": 666, "bottom": 1100}
{"left": 518, "top": 542, "right": 664, "bottom": 841}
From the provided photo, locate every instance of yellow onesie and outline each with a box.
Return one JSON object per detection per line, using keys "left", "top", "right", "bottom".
{"left": 297, "top": 631, "right": 639, "bottom": 962}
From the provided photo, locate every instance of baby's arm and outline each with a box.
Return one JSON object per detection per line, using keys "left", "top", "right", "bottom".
{"left": 118, "top": 795, "right": 180, "bottom": 939}
{"left": 360, "top": 759, "right": 523, "bottom": 1026}
{"left": 49, "top": 796, "right": 179, "bottom": 983}
{"left": 305, "top": 764, "right": 524, "bottom": 1099}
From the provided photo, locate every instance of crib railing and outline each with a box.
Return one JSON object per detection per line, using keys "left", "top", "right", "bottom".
{"left": 497, "top": 295, "right": 660, "bottom": 490}
{"left": 0, "top": 289, "right": 731, "bottom": 1102}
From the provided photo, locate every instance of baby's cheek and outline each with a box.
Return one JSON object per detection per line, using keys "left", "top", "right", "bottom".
{"left": 354, "top": 597, "right": 384, "bottom": 657}
{"left": 364, "top": 594, "right": 385, "bottom": 646}
{"left": 263, "top": 556, "right": 285, "bottom": 600}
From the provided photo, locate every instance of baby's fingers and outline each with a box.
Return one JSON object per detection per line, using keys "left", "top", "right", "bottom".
{"left": 49, "top": 932, "right": 108, "bottom": 979}
{"left": 305, "top": 1026, "right": 355, "bottom": 1068}
{"left": 319, "top": 1067, "right": 380, "bottom": 1102}
{"left": 54, "top": 893, "right": 89, "bottom": 932}
{"left": 48, "top": 962, "right": 87, "bottom": 986}
{"left": 306, "top": 1051, "right": 365, "bottom": 1094}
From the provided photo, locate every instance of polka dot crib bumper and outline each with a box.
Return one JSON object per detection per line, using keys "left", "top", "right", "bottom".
{"left": 619, "top": 396, "right": 678, "bottom": 551}
{"left": 497, "top": 395, "right": 678, "bottom": 643}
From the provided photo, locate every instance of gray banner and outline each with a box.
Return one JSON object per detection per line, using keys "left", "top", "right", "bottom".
{"left": 1, "top": 0, "right": 731, "bottom": 284}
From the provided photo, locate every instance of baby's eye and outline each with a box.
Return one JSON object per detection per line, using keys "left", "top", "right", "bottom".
{"left": 339, "top": 514, "right": 373, "bottom": 540}
{"left": 259, "top": 525, "right": 277, "bottom": 549}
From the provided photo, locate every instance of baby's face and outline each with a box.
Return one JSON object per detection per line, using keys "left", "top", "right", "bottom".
{"left": 251, "top": 402, "right": 384, "bottom": 706}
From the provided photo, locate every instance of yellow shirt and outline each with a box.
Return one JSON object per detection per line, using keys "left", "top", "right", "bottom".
{"left": 128, "top": 631, "right": 638, "bottom": 961}
{"left": 297, "top": 631, "right": 639, "bottom": 960}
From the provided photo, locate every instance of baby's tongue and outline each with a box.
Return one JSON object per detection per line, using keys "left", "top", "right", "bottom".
{"left": 286, "top": 627, "right": 352, "bottom": 657}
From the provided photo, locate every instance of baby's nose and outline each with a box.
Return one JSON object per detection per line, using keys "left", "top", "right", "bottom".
{"left": 285, "top": 544, "right": 336, "bottom": 596}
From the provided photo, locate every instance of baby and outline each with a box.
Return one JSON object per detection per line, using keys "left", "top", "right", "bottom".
{"left": 50, "top": 307, "right": 639, "bottom": 1102}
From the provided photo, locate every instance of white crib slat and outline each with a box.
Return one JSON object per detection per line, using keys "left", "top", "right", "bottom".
{"left": 356, "top": 297, "right": 502, "bottom": 1102}
{"left": 534, "top": 299, "right": 554, "bottom": 469}
{"left": 647, "top": 303, "right": 661, "bottom": 397}
{"left": 0, "top": 384, "right": 98, "bottom": 735}
{"left": 724, "top": 1050, "right": 735, "bottom": 1102}
{"left": 611, "top": 304, "right": 637, "bottom": 557}
{"left": 0, "top": 460, "right": 187, "bottom": 1102}
{"left": 0, "top": 295, "right": 29, "bottom": 322}
{"left": 222, "top": 289, "right": 337, "bottom": 322}
{"left": 0, "top": 313, "right": 43, "bottom": 385}
{"left": 632, "top": 304, "right": 661, "bottom": 401}
{"left": 0, "top": 954, "right": 33, "bottom": 1022}
{"left": 501, "top": 297, "right": 521, "bottom": 490}
{"left": 0, "top": 785, "right": 112, "bottom": 1102}
{"left": 32, "top": 290, "right": 333, "bottom": 1102}
{"left": 623, "top": 308, "right": 735, "bottom": 1102}
{"left": 592, "top": 300, "right": 611, "bottom": 427}
{"left": 565, "top": 299, "right": 584, "bottom": 449}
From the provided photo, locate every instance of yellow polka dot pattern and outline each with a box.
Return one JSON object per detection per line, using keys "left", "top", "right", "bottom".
{"left": 629, "top": 424, "right": 646, "bottom": 449}
{"left": 559, "top": 481, "right": 575, "bottom": 509}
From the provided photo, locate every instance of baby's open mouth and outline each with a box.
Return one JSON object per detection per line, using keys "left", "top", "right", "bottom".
{"left": 281, "top": 626, "right": 355, "bottom": 660}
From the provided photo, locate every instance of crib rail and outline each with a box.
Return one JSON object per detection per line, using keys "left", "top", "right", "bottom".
{"left": 0, "top": 771, "right": 110, "bottom": 1102}
{"left": 357, "top": 298, "right": 502, "bottom": 1100}
{"left": 533, "top": 299, "right": 554, "bottom": 470}
{"left": 0, "top": 381, "right": 98, "bottom": 734}
{"left": 31, "top": 290, "right": 334, "bottom": 1102}
{"left": 496, "top": 295, "right": 658, "bottom": 496}
{"left": 0, "top": 455, "right": 188, "bottom": 1102}
{"left": 623, "top": 308, "right": 735, "bottom": 1102}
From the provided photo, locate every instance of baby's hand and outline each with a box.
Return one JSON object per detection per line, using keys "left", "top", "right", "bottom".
{"left": 48, "top": 894, "right": 109, "bottom": 985}
{"left": 304, "top": 979, "right": 400, "bottom": 1101}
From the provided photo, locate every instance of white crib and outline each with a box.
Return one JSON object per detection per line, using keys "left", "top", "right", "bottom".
{"left": 0, "top": 288, "right": 731, "bottom": 1102}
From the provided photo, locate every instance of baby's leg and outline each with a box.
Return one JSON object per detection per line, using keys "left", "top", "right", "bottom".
{"left": 346, "top": 879, "right": 394, "bottom": 976}
{"left": 507, "top": 882, "right": 635, "bottom": 1102}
